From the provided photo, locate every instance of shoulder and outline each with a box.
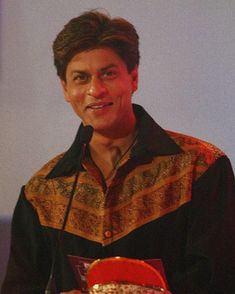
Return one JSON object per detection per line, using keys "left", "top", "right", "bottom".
{"left": 23, "top": 152, "right": 72, "bottom": 229}
{"left": 30, "top": 153, "right": 65, "bottom": 179}
{"left": 167, "top": 130, "right": 224, "bottom": 158}
{"left": 166, "top": 130, "right": 225, "bottom": 180}
{"left": 24, "top": 152, "right": 65, "bottom": 199}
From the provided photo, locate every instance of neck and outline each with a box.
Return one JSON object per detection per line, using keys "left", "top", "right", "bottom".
{"left": 90, "top": 125, "right": 136, "bottom": 158}
{"left": 88, "top": 123, "right": 137, "bottom": 182}
{"left": 90, "top": 113, "right": 136, "bottom": 150}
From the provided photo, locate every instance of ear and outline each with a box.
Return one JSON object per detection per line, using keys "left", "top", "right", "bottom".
{"left": 130, "top": 65, "right": 138, "bottom": 93}
{"left": 60, "top": 79, "right": 70, "bottom": 102}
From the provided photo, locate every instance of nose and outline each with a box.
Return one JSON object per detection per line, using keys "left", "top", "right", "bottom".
{"left": 87, "top": 77, "right": 107, "bottom": 98}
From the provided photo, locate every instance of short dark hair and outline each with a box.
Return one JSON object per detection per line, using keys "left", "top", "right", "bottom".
{"left": 53, "top": 10, "right": 140, "bottom": 80}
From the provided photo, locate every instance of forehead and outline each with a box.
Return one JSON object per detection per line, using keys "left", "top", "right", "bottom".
{"left": 67, "top": 47, "right": 127, "bottom": 72}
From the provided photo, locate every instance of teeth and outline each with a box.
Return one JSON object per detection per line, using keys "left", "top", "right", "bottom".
{"left": 89, "top": 103, "right": 111, "bottom": 109}
{"left": 90, "top": 105, "right": 104, "bottom": 109}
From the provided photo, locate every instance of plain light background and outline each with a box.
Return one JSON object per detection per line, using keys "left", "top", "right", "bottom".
{"left": 0, "top": 0, "right": 235, "bottom": 285}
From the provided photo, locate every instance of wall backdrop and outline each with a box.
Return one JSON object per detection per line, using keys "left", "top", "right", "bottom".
{"left": 0, "top": 0, "right": 235, "bottom": 286}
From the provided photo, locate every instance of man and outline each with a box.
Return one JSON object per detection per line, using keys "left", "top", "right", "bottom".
{"left": 2, "top": 10, "right": 235, "bottom": 294}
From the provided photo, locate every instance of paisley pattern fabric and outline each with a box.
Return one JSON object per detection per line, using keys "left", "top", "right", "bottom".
{"left": 24, "top": 129, "right": 223, "bottom": 246}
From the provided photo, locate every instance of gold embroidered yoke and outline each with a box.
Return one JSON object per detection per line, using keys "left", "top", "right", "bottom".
{"left": 24, "top": 105, "right": 224, "bottom": 246}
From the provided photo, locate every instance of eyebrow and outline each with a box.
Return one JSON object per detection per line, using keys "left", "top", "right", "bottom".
{"left": 70, "top": 64, "right": 118, "bottom": 75}
{"left": 99, "top": 64, "right": 118, "bottom": 72}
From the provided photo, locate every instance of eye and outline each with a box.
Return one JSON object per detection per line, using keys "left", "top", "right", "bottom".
{"left": 73, "top": 72, "right": 89, "bottom": 84}
{"left": 102, "top": 69, "right": 118, "bottom": 80}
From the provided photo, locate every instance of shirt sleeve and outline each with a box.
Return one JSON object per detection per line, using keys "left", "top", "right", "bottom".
{"left": 1, "top": 187, "right": 51, "bottom": 294}
{"left": 171, "top": 155, "right": 235, "bottom": 293}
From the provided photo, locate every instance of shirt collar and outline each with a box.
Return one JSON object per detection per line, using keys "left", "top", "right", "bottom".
{"left": 132, "top": 104, "right": 182, "bottom": 157}
{"left": 46, "top": 104, "right": 182, "bottom": 179}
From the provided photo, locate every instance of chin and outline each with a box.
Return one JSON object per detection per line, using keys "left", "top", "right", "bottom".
{"left": 89, "top": 120, "right": 113, "bottom": 131}
{"left": 93, "top": 124, "right": 116, "bottom": 135}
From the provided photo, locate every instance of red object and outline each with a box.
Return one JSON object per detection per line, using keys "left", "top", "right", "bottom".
{"left": 87, "top": 256, "right": 167, "bottom": 289}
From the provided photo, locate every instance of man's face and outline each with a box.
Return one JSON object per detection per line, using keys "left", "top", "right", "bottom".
{"left": 61, "top": 48, "right": 138, "bottom": 135}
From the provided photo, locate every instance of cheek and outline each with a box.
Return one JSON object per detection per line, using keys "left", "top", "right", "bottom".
{"left": 111, "top": 81, "right": 133, "bottom": 98}
{"left": 67, "top": 88, "right": 85, "bottom": 103}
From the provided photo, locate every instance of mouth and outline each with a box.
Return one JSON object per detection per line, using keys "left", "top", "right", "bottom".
{"left": 86, "top": 102, "right": 113, "bottom": 110}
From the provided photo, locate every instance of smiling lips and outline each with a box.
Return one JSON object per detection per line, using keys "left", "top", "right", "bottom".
{"left": 86, "top": 102, "right": 113, "bottom": 110}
